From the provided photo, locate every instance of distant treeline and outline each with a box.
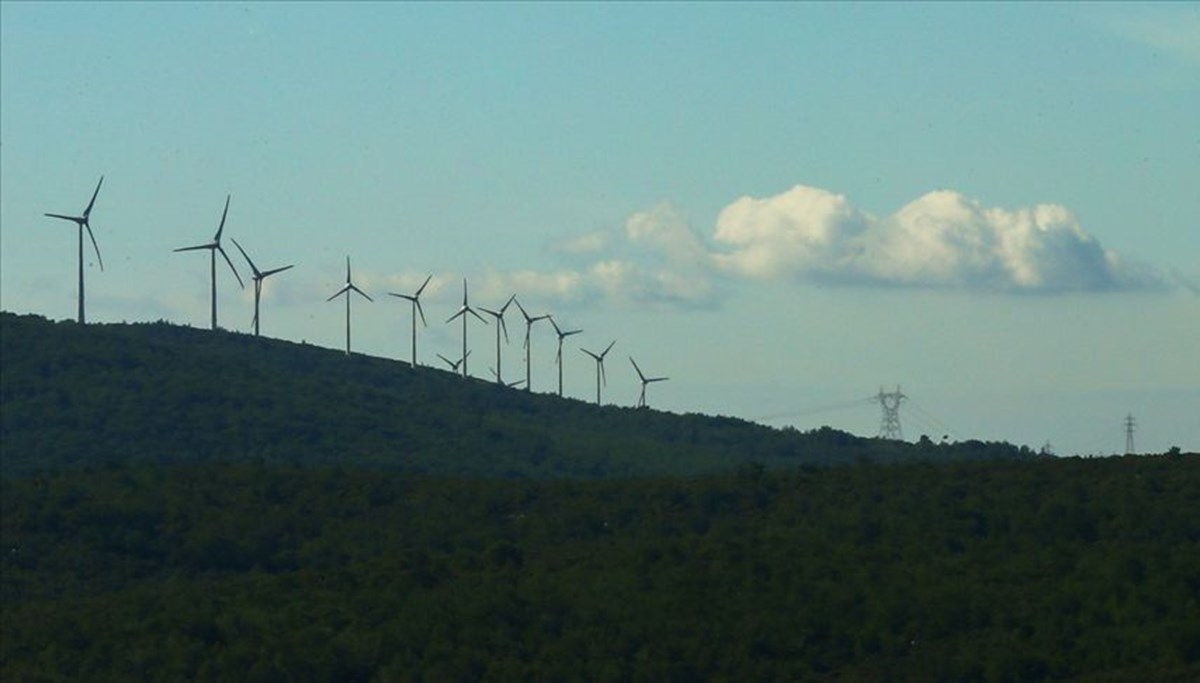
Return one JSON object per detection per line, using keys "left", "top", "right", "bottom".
{"left": 1, "top": 312, "right": 1039, "bottom": 478}
{"left": 3, "top": 455, "right": 1198, "bottom": 681}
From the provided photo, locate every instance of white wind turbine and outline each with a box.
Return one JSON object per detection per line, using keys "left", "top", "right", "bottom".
{"left": 514, "top": 299, "right": 549, "bottom": 392}
{"left": 174, "top": 195, "right": 245, "bottom": 330}
{"left": 580, "top": 340, "right": 616, "bottom": 406}
{"left": 630, "top": 356, "right": 669, "bottom": 408}
{"left": 445, "top": 278, "right": 487, "bottom": 378}
{"left": 230, "top": 239, "right": 293, "bottom": 337}
{"left": 549, "top": 316, "right": 582, "bottom": 397}
{"left": 478, "top": 294, "right": 517, "bottom": 385}
{"left": 44, "top": 175, "right": 105, "bottom": 324}
{"left": 326, "top": 256, "right": 373, "bottom": 355}
{"left": 389, "top": 274, "right": 432, "bottom": 368}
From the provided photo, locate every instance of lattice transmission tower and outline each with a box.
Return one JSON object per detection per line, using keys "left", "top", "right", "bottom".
{"left": 875, "top": 386, "right": 907, "bottom": 440}
{"left": 1124, "top": 413, "right": 1136, "bottom": 455}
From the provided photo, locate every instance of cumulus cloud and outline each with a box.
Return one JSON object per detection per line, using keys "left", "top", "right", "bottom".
{"left": 384, "top": 183, "right": 1167, "bottom": 310}
{"left": 712, "top": 185, "right": 871, "bottom": 279}
{"left": 712, "top": 185, "right": 1166, "bottom": 293}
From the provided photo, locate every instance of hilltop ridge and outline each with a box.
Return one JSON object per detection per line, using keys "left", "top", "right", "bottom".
{"left": 0, "top": 312, "right": 1035, "bottom": 477}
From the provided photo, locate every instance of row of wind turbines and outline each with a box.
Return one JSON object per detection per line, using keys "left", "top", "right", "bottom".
{"left": 42, "top": 178, "right": 669, "bottom": 408}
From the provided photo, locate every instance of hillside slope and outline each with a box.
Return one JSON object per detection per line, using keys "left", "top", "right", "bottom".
{"left": 1, "top": 312, "right": 1033, "bottom": 477}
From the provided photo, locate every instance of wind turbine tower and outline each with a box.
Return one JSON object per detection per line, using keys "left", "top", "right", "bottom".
{"left": 1124, "top": 413, "right": 1136, "bottom": 455}
{"left": 388, "top": 274, "right": 431, "bottom": 368}
{"left": 174, "top": 195, "right": 244, "bottom": 330}
{"left": 549, "top": 317, "right": 582, "bottom": 397}
{"left": 514, "top": 299, "right": 549, "bottom": 392}
{"left": 326, "top": 256, "right": 373, "bottom": 355}
{"left": 479, "top": 294, "right": 516, "bottom": 384}
{"left": 44, "top": 176, "right": 105, "bottom": 324}
{"left": 230, "top": 239, "right": 293, "bottom": 337}
{"left": 580, "top": 341, "right": 615, "bottom": 405}
{"left": 445, "top": 279, "right": 487, "bottom": 378}
{"left": 875, "top": 386, "right": 907, "bottom": 440}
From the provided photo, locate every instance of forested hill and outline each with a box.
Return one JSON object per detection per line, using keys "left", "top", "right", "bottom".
{"left": 1, "top": 312, "right": 1034, "bottom": 477}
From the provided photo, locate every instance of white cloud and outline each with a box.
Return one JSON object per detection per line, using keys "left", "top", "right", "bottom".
{"left": 379, "top": 183, "right": 1168, "bottom": 309}
{"left": 712, "top": 185, "right": 870, "bottom": 279}
{"left": 551, "top": 230, "right": 611, "bottom": 256}
{"left": 712, "top": 185, "right": 1166, "bottom": 293}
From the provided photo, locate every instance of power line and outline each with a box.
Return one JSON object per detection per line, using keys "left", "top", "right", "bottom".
{"left": 755, "top": 397, "right": 874, "bottom": 423}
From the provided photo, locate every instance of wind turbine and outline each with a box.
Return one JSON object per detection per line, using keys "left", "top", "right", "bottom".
{"left": 514, "top": 299, "right": 550, "bottom": 392}
{"left": 630, "top": 357, "right": 669, "bottom": 409}
{"left": 230, "top": 239, "right": 293, "bottom": 337}
{"left": 549, "top": 316, "right": 582, "bottom": 397}
{"left": 45, "top": 175, "right": 105, "bottom": 324}
{"left": 174, "top": 195, "right": 245, "bottom": 330}
{"left": 437, "top": 350, "right": 470, "bottom": 375}
{"left": 445, "top": 278, "right": 487, "bottom": 378}
{"left": 478, "top": 294, "right": 516, "bottom": 385}
{"left": 326, "top": 256, "right": 373, "bottom": 355}
{"left": 388, "top": 274, "right": 432, "bottom": 368}
{"left": 489, "top": 367, "right": 525, "bottom": 389}
{"left": 580, "top": 340, "right": 615, "bottom": 405}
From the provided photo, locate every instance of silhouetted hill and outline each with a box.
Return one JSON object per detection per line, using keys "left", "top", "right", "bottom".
{"left": 1, "top": 312, "right": 1035, "bottom": 477}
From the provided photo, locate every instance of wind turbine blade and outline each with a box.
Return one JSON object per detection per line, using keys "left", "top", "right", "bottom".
{"left": 350, "top": 284, "right": 373, "bottom": 302}
{"left": 499, "top": 317, "right": 509, "bottom": 343}
{"left": 549, "top": 316, "right": 562, "bottom": 336}
{"left": 500, "top": 293, "right": 516, "bottom": 314}
{"left": 415, "top": 274, "right": 433, "bottom": 297}
{"left": 600, "top": 362, "right": 607, "bottom": 387}
{"left": 415, "top": 299, "right": 427, "bottom": 327}
{"left": 566, "top": 329, "right": 582, "bottom": 337}
{"left": 514, "top": 298, "right": 529, "bottom": 321}
{"left": 581, "top": 348, "right": 599, "bottom": 361}
{"left": 327, "top": 284, "right": 350, "bottom": 302}
{"left": 601, "top": 340, "right": 616, "bottom": 358}
{"left": 44, "top": 212, "right": 78, "bottom": 222}
{"left": 437, "top": 353, "right": 454, "bottom": 368}
{"left": 478, "top": 307, "right": 500, "bottom": 318}
{"left": 345, "top": 256, "right": 351, "bottom": 283}
{"left": 214, "top": 195, "right": 231, "bottom": 241}
{"left": 469, "top": 308, "right": 488, "bottom": 323}
{"left": 84, "top": 224, "right": 104, "bottom": 271}
{"left": 218, "top": 245, "right": 245, "bottom": 288}
{"left": 649, "top": 377, "right": 669, "bottom": 383}
{"left": 630, "top": 357, "right": 646, "bottom": 382}
{"left": 261, "top": 264, "right": 294, "bottom": 278}
{"left": 174, "top": 243, "right": 214, "bottom": 253}
{"left": 388, "top": 292, "right": 414, "bottom": 301}
{"left": 446, "top": 308, "right": 465, "bottom": 323}
{"left": 230, "top": 238, "right": 261, "bottom": 277}
{"left": 84, "top": 176, "right": 103, "bottom": 218}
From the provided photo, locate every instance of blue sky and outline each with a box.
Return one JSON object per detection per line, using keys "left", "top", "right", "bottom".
{"left": 3, "top": 2, "right": 1197, "bottom": 455}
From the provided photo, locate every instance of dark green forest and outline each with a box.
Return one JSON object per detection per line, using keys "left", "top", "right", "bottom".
{"left": 3, "top": 457, "right": 1198, "bottom": 681}
{"left": 2, "top": 313, "right": 1198, "bottom": 681}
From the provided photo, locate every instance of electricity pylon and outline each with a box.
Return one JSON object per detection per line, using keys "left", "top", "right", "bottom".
{"left": 875, "top": 386, "right": 907, "bottom": 440}
{"left": 1124, "top": 413, "right": 1136, "bottom": 455}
